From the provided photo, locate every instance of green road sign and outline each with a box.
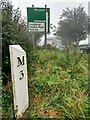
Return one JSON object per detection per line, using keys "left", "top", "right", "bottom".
{"left": 27, "top": 7, "right": 50, "bottom": 33}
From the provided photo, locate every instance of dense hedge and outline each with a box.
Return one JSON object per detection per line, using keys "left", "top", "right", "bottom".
{"left": 1, "top": 0, "right": 41, "bottom": 85}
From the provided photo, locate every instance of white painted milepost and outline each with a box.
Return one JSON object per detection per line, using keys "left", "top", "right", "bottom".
{"left": 9, "top": 45, "right": 29, "bottom": 118}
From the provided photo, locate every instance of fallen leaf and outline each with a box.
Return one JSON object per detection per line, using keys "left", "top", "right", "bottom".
{"left": 49, "top": 110, "right": 57, "bottom": 116}
{"left": 36, "top": 108, "right": 42, "bottom": 114}
{"left": 33, "top": 94, "right": 39, "bottom": 102}
{"left": 43, "top": 110, "right": 49, "bottom": 115}
{"left": 33, "top": 98, "right": 38, "bottom": 102}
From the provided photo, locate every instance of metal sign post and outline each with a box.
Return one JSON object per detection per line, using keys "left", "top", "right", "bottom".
{"left": 27, "top": 6, "right": 50, "bottom": 34}
{"left": 27, "top": 5, "right": 50, "bottom": 46}
{"left": 32, "top": 5, "right": 35, "bottom": 49}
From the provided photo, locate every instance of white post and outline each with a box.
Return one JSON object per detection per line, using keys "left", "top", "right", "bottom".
{"left": 9, "top": 45, "right": 29, "bottom": 118}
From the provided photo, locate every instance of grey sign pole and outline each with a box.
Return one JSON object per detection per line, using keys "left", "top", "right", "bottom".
{"left": 32, "top": 5, "right": 35, "bottom": 49}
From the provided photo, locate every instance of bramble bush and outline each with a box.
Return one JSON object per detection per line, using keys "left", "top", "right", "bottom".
{"left": 2, "top": 46, "right": 89, "bottom": 119}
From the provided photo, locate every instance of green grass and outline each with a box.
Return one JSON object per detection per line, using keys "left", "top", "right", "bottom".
{"left": 2, "top": 47, "right": 89, "bottom": 119}
{"left": 23, "top": 47, "right": 89, "bottom": 119}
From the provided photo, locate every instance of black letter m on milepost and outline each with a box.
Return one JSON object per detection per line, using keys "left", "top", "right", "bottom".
{"left": 17, "top": 56, "right": 25, "bottom": 67}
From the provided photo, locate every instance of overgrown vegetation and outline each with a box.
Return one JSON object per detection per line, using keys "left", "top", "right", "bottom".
{"left": 2, "top": 47, "right": 89, "bottom": 119}
{"left": 23, "top": 47, "right": 89, "bottom": 119}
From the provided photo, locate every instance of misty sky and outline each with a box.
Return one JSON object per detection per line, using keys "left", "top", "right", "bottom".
{"left": 11, "top": 0, "right": 89, "bottom": 44}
